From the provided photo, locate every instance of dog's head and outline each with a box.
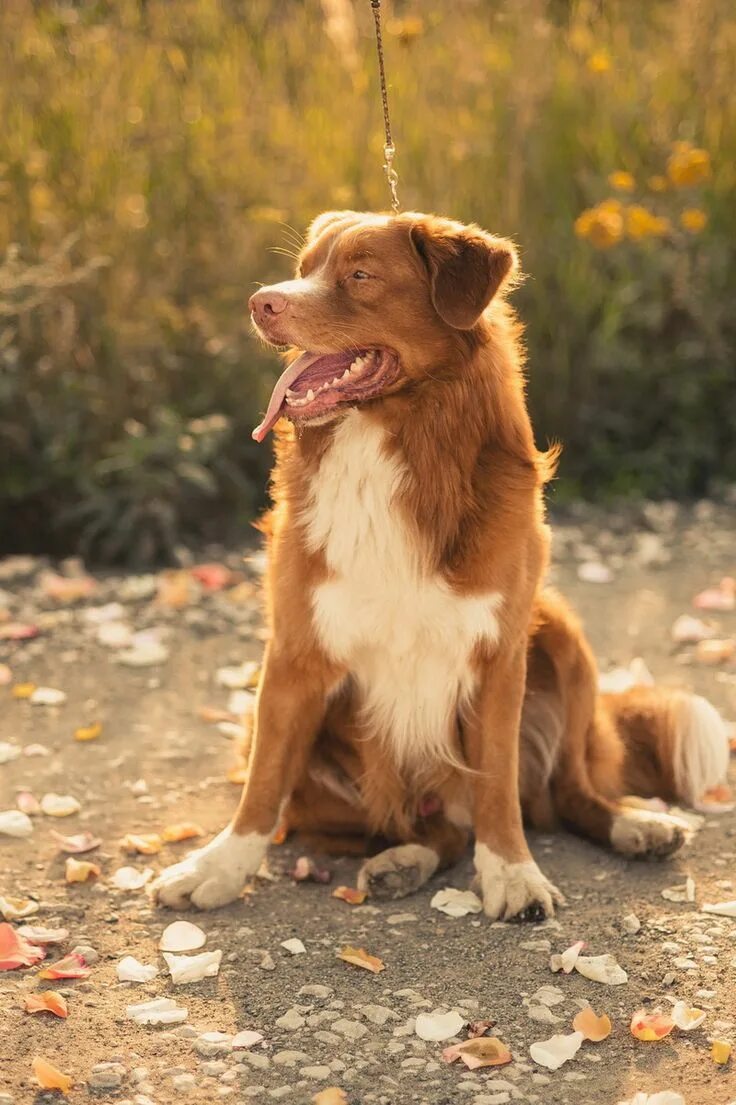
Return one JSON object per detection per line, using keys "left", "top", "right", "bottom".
{"left": 249, "top": 211, "right": 518, "bottom": 441}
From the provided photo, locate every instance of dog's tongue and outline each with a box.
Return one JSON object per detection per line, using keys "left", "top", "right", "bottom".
{"left": 252, "top": 351, "right": 320, "bottom": 442}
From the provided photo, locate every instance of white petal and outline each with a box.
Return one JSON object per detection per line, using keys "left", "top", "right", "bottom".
{"left": 30, "top": 687, "right": 67, "bottom": 706}
{"left": 281, "top": 938, "right": 306, "bottom": 955}
{"left": 701, "top": 899, "right": 736, "bottom": 917}
{"left": 529, "top": 1030, "right": 584, "bottom": 1070}
{"left": 111, "top": 865, "right": 154, "bottom": 891}
{"left": 126, "top": 997, "right": 188, "bottom": 1025}
{"left": 117, "top": 956, "right": 159, "bottom": 983}
{"left": 671, "top": 1000, "right": 706, "bottom": 1031}
{"left": 414, "top": 1010, "right": 465, "bottom": 1041}
{"left": 163, "top": 949, "right": 222, "bottom": 984}
{"left": 0, "top": 810, "right": 34, "bottom": 837}
{"left": 159, "top": 921, "right": 207, "bottom": 952}
{"left": 430, "top": 888, "right": 483, "bottom": 917}
{"left": 574, "top": 954, "right": 628, "bottom": 985}
{"left": 40, "top": 793, "right": 81, "bottom": 817}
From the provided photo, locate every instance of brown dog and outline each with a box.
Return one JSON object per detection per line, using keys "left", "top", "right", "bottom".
{"left": 152, "top": 211, "right": 728, "bottom": 919}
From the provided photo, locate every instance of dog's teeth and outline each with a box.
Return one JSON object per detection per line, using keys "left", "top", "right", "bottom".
{"left": 286, "top": 388, "right": 296, "bottom": 397}
{"left": 342, "top": 369, "right": 351, "bottom": 380}
{"left": 306, "top": 388, "right": 314, "bottom": 401}
{"left": 331, "top": 376, "right": 341, "bottom": 386}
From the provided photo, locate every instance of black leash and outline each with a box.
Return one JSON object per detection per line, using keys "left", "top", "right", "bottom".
{"left": 369, "top": 0, "right": 400, "bottom": 212}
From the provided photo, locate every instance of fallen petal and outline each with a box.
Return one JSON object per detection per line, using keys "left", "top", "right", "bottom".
{"left": 312, "top": 1091, "right": 348, "bottom": 1105}
{"left": 111, "top": 866, "right": 154, "bottom": 891}
{"left": 16, "top": 791, "right": 41, "bottom": 816}
{"left": 332, "top": 886, "right": 367, "bottom": 905}
{"left": 529, "top": 1031, "right": 584, "bottom": 1070}
{"left": 550, "top": 940, "right": 585, "bottom": 973}
{"left": 73, "top": 722, "right": 102, "bottom": 742}
{"left": 694, "top": 579, "right": 735, "bottom": 611}
{"left": 630, "top": 1008, "right": 675, "bottom": 1041}
{"left": 0, "top": 742, "right": 20, "bottom": 764}
{"left": 671, "top": 614, "right": 716, "bottom": 644}
{"left": 695, "top": 638, "right": 735, "bottom": 665}
{"left": 38, "top": 952, "right": 90, "bottom": 980}
{"left": 32, "top": 1056, "right": 73, "bottom": 1092}
{"left": 291, "top": 856, "right": 332, "bottom": 883}
{"left": 163, "top": 949, "right": 222, "bottom": 984}
{"left": 0, "top": 895, "right": 39, "bottom": 921}
{"left": 430, "top": 888, "right": 483, "bottom": 917}
{"left": 442, "top": 1036, "right": 512, "bottom": 1069}
{"left": 121, "top": 832, "right": 162, "bottom": 855}
{"left": 281, "top": 938, "right": 306, "bottom": 955}
{"left": 30, "top": 686, "right": 67, "bottom": 707}
{"left": 0, "top": 809, "right": 34, "bottom": 838}
{"left": 159, "top": 921, "right": 207, "bottom": 952}
{"left": 24, "top": 991, "right": 68, "bottom": 1018}
{"left": 415, "top": 1010, "right": 465, "bottom": 1041}
{"left": 337, "top": 946, "right": 385, "bottom": 973}
{"left": 712, "top": 1039, "right": 732, "bottom": 1064}
{"left": 671, "top": 1001, "right": 706, "bottom": 1031}
{"left": 40, "top": 794, "right": 81, "bottom": 817}
{"left": 572, "top": 1007, "right": 612, "bottom": 1041}
{"left": 575, "top": 953, "right": 627, "bottom": 985}
{"left": 216, "top": 661, "right": 260, "bottom": 689}
{"left": 467, "top": 1019, "right": 496, "bottom": 1038}
{"left": 65, "top": 857, "right": 101, "bottom": 883}
{"left": 161, "top": 822, "right": 205, "bottom": 843}
{"left": 17, "top": 925, "right": 69, "bottom": 945}
{"left": 117, "top": 956, "right": 159, "bottom": 983}
{"left": 51, "top": 830, "right": 102, "bottom": 854}
{"left": 0, "top": 923, "right": 46, "bottom": 969}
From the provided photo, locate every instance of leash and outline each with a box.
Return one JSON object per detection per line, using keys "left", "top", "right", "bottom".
{"left": 369, "top": 0, "right": 400, "bottom": 213}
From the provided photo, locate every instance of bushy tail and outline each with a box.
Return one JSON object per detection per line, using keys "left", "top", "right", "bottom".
{"left": 603, "top": 686, "right": 730, "bottom": 806}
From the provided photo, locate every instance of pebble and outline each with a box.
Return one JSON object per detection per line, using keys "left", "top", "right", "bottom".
{"left": 314, "top": 1030, "right": 340, "bottom": 1045}
{"left": 89, "top": 1062, "right": 126, "bottom": 1090}
{"left": 473, "top": 1095, "right": 511, "bottom": 1105}
{"left": 243, "top": 1088, "right": 266, "bottom": 1098}
{"left": 276, "top": 1008, "right": 305, "bottom": 1031}
{"left": 242, "top": 1052, "right": 271, "bottom": 1071}
{"left": 194, "top": 1032, "right": 233, "bottom": 1057}
{"left": 301, "top": 1065, "right": 331, "bottom": 1080}
{"left": 332, "top": 1018, "right": 368, "bottom": 1039}
{"left": 0, "top": 1095, "right": 14, "bottom": 1105}
{"left": 298, "top": 984, "right": 333, "bottom": 1000}
{"left": 269, "top": 1089, "right": 293, "bottom": 1100}
{"left": 200, "top": 1060, "right": 228, "bottom": 1076}
{"left": 172, "top": 1074, "right": 196, "bottom": 1092}
{"left": 274, "top": 1051, "right": 310, "bottom": 1067}
{"left": 360, "top": 1004, "right": 399, "bottom": 1025}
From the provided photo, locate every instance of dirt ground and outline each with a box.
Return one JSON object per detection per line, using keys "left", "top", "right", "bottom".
{"left": 1, "top": 501, "right": 735, "bottom": 1105}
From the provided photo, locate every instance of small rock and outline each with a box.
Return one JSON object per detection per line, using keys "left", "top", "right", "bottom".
{"left": 89, "top": 1062, "right": 126, "bottom": 1091}
{"left": 360, "top": 1004, "right": 399, "bottom": 1026}
{"left": 273, "top": 1051, "right": 310, "bottom": 1067}
{"left": 300, "top": 1066, "right": 331, "bottom": 1081}
{"left": 200, "top": 1061, "right": 228, "bottom": 1076}
{"left": 276, "top": 1008, "right": 305, "bottom": 1031}
{"left": 332, "top": 1018, "right": 368, "bottom": 1040}
{"left": 172, "top": 1074, "right": 196, "bottom": 1093}
{"left": 194, "top": 1032, "right": 233, "bottom": 1058}
{"left": 298, "top": 984, "right": 333, "bottom": 1000}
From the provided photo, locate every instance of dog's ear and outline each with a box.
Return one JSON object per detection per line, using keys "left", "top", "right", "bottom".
{"left": 306, "top": 210, "right": 361, "bottom": 243}
{"left": 409, "top": 218, "right": 518, "bottom": 329}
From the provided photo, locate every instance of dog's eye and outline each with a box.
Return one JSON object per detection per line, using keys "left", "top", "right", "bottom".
{"left": 351, "top": 270, "right": 370, "bottom": 280}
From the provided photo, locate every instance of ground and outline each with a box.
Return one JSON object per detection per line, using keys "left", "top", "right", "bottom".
{"left": 1, "top": 500, "right": 735, "bottom": 1105}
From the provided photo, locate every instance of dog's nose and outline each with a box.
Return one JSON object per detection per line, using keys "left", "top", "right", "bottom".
{"left": 249, "top": 289, "right": 289, "bottom": 324}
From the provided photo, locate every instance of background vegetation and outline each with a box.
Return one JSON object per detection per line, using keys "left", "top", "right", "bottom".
{"left": 1, "top": 0, "right": 734, "bottom": 561}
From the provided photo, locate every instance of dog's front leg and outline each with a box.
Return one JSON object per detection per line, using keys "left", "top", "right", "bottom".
{"left": 152, "top": 645, "right": 338, "bottom": 909}
{"left": 467, "top": 644, "right": 564, "bottom": 921}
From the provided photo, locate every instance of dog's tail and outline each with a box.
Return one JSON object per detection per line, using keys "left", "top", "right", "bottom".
{"left": 603, "top": 685, "right": 730, "bottom": 806}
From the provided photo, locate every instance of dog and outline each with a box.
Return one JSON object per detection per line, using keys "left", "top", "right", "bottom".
{"left": 152, "top": 211, "right": 729, "bottom": 919}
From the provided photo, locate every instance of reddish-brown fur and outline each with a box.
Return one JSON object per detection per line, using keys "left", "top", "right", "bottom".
{"left": 154, "top": 211, "right": 717, "bottom": 917}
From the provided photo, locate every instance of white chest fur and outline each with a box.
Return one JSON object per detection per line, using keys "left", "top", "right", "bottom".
{"left": 303, "top": 411, "right": 502, "bottom": 770}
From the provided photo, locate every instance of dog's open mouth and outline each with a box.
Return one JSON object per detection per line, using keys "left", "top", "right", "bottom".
{"left": 252, "top": 348, "right": 401, "bottom": 442}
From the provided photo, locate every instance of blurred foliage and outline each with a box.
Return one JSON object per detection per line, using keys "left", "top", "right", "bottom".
{"left": 0, "top": 0, "right": 734, "bottom": 560}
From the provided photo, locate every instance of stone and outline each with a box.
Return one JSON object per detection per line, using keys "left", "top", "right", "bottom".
{"left": 194, "top": 1032, "right": 233, "bottom": 1058}
{"left": 360, "top": 1004, "right": 399, "bottom": 1026}
{"left": 300, "top": 1066, "right": 331, "bottom": 1081}
{"left": 297, "top": 984, "right": 333, "bottom": 1000}
{"left": 200, "top": 1061, "right": 228, "bottom": 1076}
{"left": 89, "top": 1062, "right": 126, "bottom": 1091}
{"left": 276, "top": 1008, "right": 305, "bottom": 1031}
{"left": 273, "top": 1051, "right": 310, "bottom": 1067}
{"left": 172, "top": 1074, "right": 196, "bottom": 1092}
{"left": 242, "top": 1052, "right": 271, "bottom": 1071}
{"left": 313, "top": 1031, "right": 340, "bottom": 1046}
{"left": 332, "top": 1018, "right": 368, "bottom": 1040}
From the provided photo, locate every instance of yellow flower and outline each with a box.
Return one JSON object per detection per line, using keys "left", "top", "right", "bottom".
{"left": 608, "top": 171, "right": 635, "bottom": 192}
{"left": 647, "top": 175, "right": 668, "bottom": 193}
{"left": 680, "top": 208, "right": 708, "bottom": 233}
{"left": 575, "top": 203, "right": 624, "bottom": 249}
{"left": 625, "top": 205, "right": 670, "bottom": 239}
{"left": 667, "top": 146, "right": 711, "bottom": 187}
{"left": 586, "top": 49, "right": 611, "bottom": 74}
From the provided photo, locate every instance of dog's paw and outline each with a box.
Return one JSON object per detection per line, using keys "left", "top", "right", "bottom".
{"left": 150, "top": 827, "right": 267, "bottom": 909}
{"left": 357, "top": 844, "right": 439, "bottom": 900}
{"left": 610, "top": 808, "right": 689, "bottom": 860}
{"left": 474, "top": 843, "right": 564, "bottom": 922}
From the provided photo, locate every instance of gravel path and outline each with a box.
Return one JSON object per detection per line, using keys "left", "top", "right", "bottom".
{"left": 1, "top": 501, "right": 735, "bottom": 1105}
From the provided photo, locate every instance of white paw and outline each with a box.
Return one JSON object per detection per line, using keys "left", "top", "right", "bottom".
{"left": 474, "top": 843, "right": 564, "bottom": 921}
{"left": 150, "top": 827, "right": 268, "bottom": 909}
{"left": 611, "top": 808, "right": 689, "bottom": 859}
{"left": 357, "top": 844, "right": 439, "bottom": 900}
